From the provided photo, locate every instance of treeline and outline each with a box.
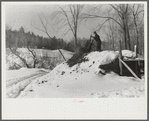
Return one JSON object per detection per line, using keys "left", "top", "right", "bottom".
{"left": 6, "top": 26, "right": 76, "bottom": 52}
{"left": 6, "top": 25, "right": 144, "bottom": 55}
{"left": 6, "top": 26, "right": 92, "bottom": 52}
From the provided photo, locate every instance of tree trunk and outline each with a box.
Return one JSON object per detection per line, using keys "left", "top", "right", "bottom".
{"left": 112, "top": 35, "right": 115, "bottom": 51}
{"left": 124, "top": 31, "right": 127, "bottom": 49}
{"left": 26, "top": 46, "right": 37, "bottom": 68}
{"left": 123, "top": 21, "right": 128, "bottom": 49}
{"left": 126, "top": 20, "right": 131, "bottom": 50}
{"left": 33, "top": 59, "right": 37, "bottom": 68}
{"left": 119, "top": 40, "right": 123, "bottom": 75}
{"left": 134, "top": 20, "right": 139, "bottom": 54}
{"left": 74, "top": 33, "right": 78, "bottom": 52}
{"left": 58, "top": 49, "right": 66, "bottom": 61}
{"left": 9, "top": 47, "right": 30, "bottom": 68}
{"left": 126, "top": 28, "right": 131, "bottom": 50}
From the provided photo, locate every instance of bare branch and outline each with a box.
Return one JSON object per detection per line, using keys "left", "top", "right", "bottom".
{"left": 82, "top": 13, "right": 123, "bottom": 29}
{"left": 110, "top": 4, "right": 122, "bottom": 14}
{"left": 31, "top": 13, "right": 52, "bottom": 39}
{"left": 96, "top": 18, "right": 110, "bottom": 32}
{"left": 61, "top": 28, "right": 71, "bottom": 38}
{"left": 58, "top": 6, "right": 75, "bottom": 36}
{"left": 31, "top": 21, "right": 46, "bottom": 33}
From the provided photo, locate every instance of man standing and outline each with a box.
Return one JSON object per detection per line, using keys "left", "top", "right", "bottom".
{"left": 91, "top": 31, "right": 102, "bottom": 51}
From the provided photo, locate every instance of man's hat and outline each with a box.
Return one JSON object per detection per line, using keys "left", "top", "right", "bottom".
{"left": 94, "top": 31, "right": 97, "bottom": 34}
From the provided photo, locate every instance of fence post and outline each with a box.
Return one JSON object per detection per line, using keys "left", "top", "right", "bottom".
{"left": 119, "top": 40, "right": 123, "bottom": 75}
{"left": 134, "top": 45, "right": 137, "bottom": 58}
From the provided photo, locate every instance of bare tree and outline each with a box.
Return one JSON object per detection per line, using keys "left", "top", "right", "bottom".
{"left": 6, "top": 26, "right": 37, "bottom": 68}
{"left": 31, "top": 13, "right": 66, "bottom": 61}
{"left": 82, "top": 4, "right": 133, "bottom": 50}
{"left": 23, "top": 32, "right": 38, "bottom": 68}
{"left": 6, "top": 26, "right": 29, "bottom": 68}
{"left": 102, "top": 9, "right": 119, "bottom": 51}
{"left": 110, "top": 4, "right": 132, "bottom": 50}
{"left": 130, "top": 4, "right": 144, "bottom": 54}
{"left": 52, "top": 4, "right": 84, "bottom": 51}
{"left": 103, "top": 20, "right": 117, "bottom": 50}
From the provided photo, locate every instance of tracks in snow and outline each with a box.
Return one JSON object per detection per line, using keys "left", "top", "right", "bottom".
{"left": 6, "top": 72, "right": 48, "bottom": 98}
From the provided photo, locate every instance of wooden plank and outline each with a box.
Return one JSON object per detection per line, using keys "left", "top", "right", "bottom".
{"left": 124, "top": 60, "right": 144, "bottom": 62}
{"left": 118, "top": 57, "right": 141, "bottom": 81}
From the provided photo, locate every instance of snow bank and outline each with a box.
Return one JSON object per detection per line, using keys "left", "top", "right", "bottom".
{"left": 40, "top": 51, "right": 119, "bottom": 82}
{"left": 121, "top": 50, "right": 136, "bottom": 58}
{"left": 115, "top": 50, "right": 136, "bottom": 58}
{"left": 82, "top": 51, "right": 118, "bottom": 72}
{"left": 16, "top": 50, "right": 145, "bottom": 98}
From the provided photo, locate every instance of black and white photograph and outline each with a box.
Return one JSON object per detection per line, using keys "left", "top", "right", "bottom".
{"left": 2, "top": 1, "right": 147, "bottom": 119}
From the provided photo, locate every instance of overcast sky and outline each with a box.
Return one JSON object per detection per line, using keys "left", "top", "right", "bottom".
{"left": 4, "top": 2, "right": 110, "bottom": 41}
{"left": 4, "top": 2, "right": 145, "bottom": 42}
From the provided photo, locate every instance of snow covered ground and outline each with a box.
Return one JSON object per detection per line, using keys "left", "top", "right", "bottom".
{"left": 6, "top": 68, "right": 50, "bottom": 98}
{"left": 5, "top": 50, "right": 145, "bottom": 98}
{"left": 6, "top": 48, "right": 74, "bottom": 70}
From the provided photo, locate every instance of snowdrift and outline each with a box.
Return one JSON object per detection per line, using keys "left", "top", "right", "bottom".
{"left": 17, "top": 50, "right": 145, "bottom": 98}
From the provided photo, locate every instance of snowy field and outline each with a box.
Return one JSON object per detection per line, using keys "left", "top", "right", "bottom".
{"left": 6, "top": 50, "right": 145, "bottom": 98}
{"left": 6, "top": 48, "right": 74, "bottom": 70}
